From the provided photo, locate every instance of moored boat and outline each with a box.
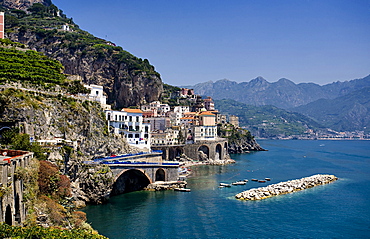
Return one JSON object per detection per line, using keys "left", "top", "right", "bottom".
{"left": 232, "top": 181, "right": 247, "bottom": 185}
{"left": 174, "top": 188, "right": 191, "bottom": 192}
{"left": 220, "top": 183, "right": 232, "bottom": 187}
{"left": 251, "top": 179, "right": 258, "bottom": 182}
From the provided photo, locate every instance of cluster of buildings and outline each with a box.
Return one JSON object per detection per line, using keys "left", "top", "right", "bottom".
{"left": 85, "top": 85, "right": 238, "bottom": 151}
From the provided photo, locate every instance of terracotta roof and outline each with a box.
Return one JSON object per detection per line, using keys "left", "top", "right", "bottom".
{"left": 199, "top": 111, "right": 216, "bottom": 116}
{"left": 122, "top": 108, "right": 143, "bottom": 113}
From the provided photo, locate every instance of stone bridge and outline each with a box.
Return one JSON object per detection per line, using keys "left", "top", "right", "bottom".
{"left": 152, "top": 138, "right": 229, "bottom": 161}
{"left": 98, "top": 152, "right": 180, "bottom": 195}
{"left": 0, "top": 149, "right": 33, "bottom": 226}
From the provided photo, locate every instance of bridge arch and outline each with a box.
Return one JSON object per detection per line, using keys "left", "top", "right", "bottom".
{"left": 169, "top": 147, "right": 183, "bottom": 160}
{"left": 111, "top": 169, "right": 151, "bottom": 196}
{"left": 155, "top": 168, "right": 166, "bottom": 181}
{"left": 198, "top": 145, "right": 209, "bottom": 161}
{"left": 15, "top": 193, "right": 21, "bottom": 223}
{"left": 215, "top": 144, "right": 222, "bottom": 160}
{"left": 5, "top": 205, "right": 12, "bottom": 225}
{"left": 0, "top": 126, "right": 12, "bottom": 138}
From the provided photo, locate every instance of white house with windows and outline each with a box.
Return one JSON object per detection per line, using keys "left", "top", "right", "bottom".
{"left": 105, "top": 108, "right": 151, "bottom": 150}
{"left": 83, "top": 84, "right": 110, "bottom": 109}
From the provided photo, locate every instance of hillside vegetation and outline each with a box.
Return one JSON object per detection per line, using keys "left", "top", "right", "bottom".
{"left": 2, "top": 1, "right": 163, "bottom": 108}
{"left": 214, "top": 99, "right": 325, "bottom": 138}
{"left": 0, "top": 39, "right": 88, "bottom": 94}
{"left": 293, "top": 87, "right": 370, "bottom": 133}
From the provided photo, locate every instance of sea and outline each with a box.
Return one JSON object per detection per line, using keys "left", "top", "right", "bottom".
{"left": 83, "top": 140, "right": 370, "bottom": 238}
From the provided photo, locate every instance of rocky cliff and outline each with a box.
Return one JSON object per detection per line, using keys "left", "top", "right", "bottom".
{"left": 218, "top": 124, "right": 265, "bottom": 153}
{"left": 2, "top": 0, "right": 164, "bottom": 108}
{"left": 0, "top": 86, "right": 136, "bottom": 203}
{"left": 0, "top": 0, "right": 49, "bottom": 11}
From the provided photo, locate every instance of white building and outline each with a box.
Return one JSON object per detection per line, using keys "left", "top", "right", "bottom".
{"left": 83, "top": 84, "right": 110, "bottom": 109}
{"left": 151, "top": 128, "right": 180, "bottom": 146}
{"left": 141, "top": 101, "right": 170, "bottom": 116}
{"left": 105, "top": 108, "right": 151, "bottom": 150}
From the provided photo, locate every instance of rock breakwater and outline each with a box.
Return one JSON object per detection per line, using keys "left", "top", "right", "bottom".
{"left": 235, "top": 174, "right": 338, "bottom": 200}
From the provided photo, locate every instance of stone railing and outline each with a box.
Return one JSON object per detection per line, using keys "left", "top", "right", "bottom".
{"left": 235, "top": 174, "right": 338, "bottom": 201}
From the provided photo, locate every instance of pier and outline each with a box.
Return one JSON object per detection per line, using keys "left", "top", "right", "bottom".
{"left": 235, "top": 174, "right": 338, "bottom": 200}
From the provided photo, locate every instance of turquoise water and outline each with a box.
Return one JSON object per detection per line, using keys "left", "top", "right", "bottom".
{"left": 83, "top": 140, "right": 370, "bottom": 238}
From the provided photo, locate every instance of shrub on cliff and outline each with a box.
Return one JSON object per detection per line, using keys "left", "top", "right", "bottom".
{"left": 0, "top": 223, "right": 107, "bottom": 239}
{"left": 38, "top": 160, "right": 71, "bottom": 200}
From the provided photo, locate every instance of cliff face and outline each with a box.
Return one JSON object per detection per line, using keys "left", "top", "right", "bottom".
{"left": 0, "top": 87, "right": 137, "bottom": 203}
{"left": 7, "top": 30, "right": 163, "bottom": 109}
{"left": 0, "top": 0, "right": 50, "bottom": 11}
{"left": 228, "top": 137, "right": 265, "bottom": 154}
{"left": 218, "top": 125, "right": 265, "bottom": 153}
{"left": 2, "top": 0, "right": 164, "bottom": 108}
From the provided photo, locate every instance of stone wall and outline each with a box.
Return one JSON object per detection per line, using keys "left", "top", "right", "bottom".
{"left": 0, "top": 150, "right": 34, "bottom": 225}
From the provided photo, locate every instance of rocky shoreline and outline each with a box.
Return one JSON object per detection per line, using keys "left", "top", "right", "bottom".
{"left": 235, "top": 174, "right": 338, "bottom": 201}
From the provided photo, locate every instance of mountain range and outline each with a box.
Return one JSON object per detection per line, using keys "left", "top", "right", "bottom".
{"left": 186, "top": 75, "right": 370, "bottom": 109}
{"left": 185, "top": 75, "right": 370, "bottom": 134}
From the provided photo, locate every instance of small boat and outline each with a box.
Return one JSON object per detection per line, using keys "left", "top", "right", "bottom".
{"left": 258, "top": 180, "right": 266, "bottom": 183}
{"left": 265, "top": 178, "right": 271, "bottom": 181}
{"left": 251, "top": 179, "right": 258, "bottom": 182}
{"left": 232, "top": 181, "right": 247, "bottom": 185}
{"left": 243, "top": 179, "right": 249, "bottom": 182}
{"left": 174, "top": 188, "right": 191, "bottom": 192}
{"left": 219, "top": 183, "right": 232, "bottom": 187}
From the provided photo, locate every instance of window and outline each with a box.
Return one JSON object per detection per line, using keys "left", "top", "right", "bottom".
{"left": 135, "top": 126, "right": 140, "bottom": 131}
{"left": 128, "top": 134, "right": 133, "bottom": 138}
{"left": 129, "top": 116, "right": 132, "bottom": 121}
{"left": 145, "top": 126, "right": 149, "bottom": 132}
{"left": 144, "top": 134, "right": 149, "bottom": 138}
{"left": 129, "top": 126, "right": 133, "bottom": 131}
{"left": 115, "top": 115, "right": 117, "bottom": 121}
{"left": 136, "top": 116, "right": 139, "bottom": 122}
{"left": 96, "top": 91, "right": 99, "bottom": 95}
{"left": 135, "top": 134, "right": 140, "bottom": 138}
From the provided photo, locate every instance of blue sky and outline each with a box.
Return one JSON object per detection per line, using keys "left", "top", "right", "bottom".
{"left": 53, "top": 0, "right": 370, "bottom": 86}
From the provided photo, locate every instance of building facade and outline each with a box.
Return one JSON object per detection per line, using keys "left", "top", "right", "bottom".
{"left": 0, "top": 12, "right": 4, "bottom": 39}
{"left": 105, "top": 108, "right": 151, "bottom": 150}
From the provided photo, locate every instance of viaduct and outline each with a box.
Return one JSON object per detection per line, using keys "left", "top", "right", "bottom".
{"left": 152, "top": 138, "right": 229, "bottom": 162}
{"left": 0, "top": 149, "right": 33, "bottom": 226}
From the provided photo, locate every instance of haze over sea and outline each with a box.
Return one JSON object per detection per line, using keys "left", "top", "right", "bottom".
{"left": 83, "top": 140, "right": 370, "bottom": 238}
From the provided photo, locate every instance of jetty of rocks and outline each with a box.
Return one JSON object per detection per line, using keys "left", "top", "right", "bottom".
{"left": 235, "top": 174, "right": 338, "bottom": 201}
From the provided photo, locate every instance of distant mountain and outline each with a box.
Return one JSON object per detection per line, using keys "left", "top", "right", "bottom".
{"left": 293, "top": 87, "right": 370, "bottom": 133}
{"left": 214, "top": 99, "right": 326, "bottom": 138}
{"left": 186, "top": 75, "right": 370, "bottom": 109}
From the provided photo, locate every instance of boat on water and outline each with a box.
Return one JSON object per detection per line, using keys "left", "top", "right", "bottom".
{"left": 232, "top": 181, "right": 247, "bottom": 185}
{"left": 258, "top": 180, "right": 266, "bottom": 183}
{"left": 219, "top": 183, "right": 232, "bottom": 187}
{"left": 265, "top": 178, "right": 271, "bottom": 181}
{"left": 251, "top": 179, "right": 258, "bottom": 182}
{"left": 174, "top": 188, "right": 191, "bottom": 192}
